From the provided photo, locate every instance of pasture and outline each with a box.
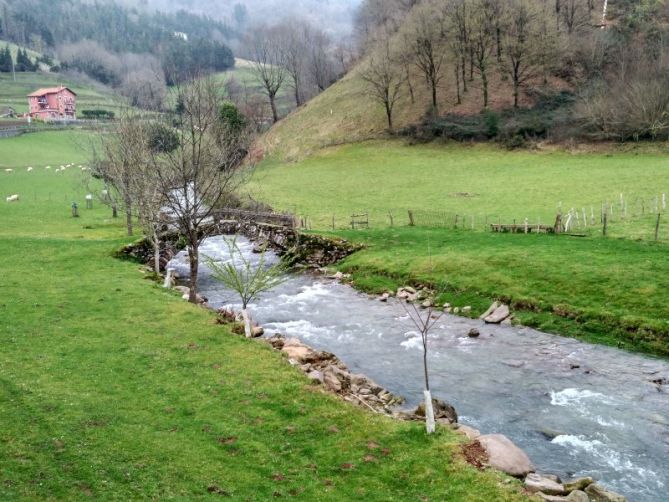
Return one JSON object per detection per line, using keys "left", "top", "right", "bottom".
{"left": 0, "top": 131, "right": 527, "bottom": 500}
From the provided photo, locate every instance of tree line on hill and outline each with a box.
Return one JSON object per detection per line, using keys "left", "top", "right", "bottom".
{"left": 354, "top": 0, "right": 669, "bottom": 142}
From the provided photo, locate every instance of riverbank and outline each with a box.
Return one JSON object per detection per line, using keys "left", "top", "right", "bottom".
{"left": 0, "top": 164, "right": 528, "bottom": 499}
{"left": 317, "top": 227, "right": 669, "bottom": 359}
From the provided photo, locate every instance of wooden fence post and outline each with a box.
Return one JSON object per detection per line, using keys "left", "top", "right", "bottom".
{"left": 655, "top": 213, "right": 661, "bottom": 242}
{"left": 332, "top": 215, "right": 335, "bottom": 230}
{"left": 454, "top": 214, "right": 459, "bottom": 229}
{"left": 388, "top": 211, "right": 394, "bottom": 227}
{"left": 408, "top": 210, "right": 414, "bottom": 227}
{"left": 603, "top": 210, "right": 608, "bottom": 237}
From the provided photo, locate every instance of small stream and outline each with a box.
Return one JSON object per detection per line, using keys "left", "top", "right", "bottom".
{"left": 169, "top": 236, "right": 669, "bottom": 502}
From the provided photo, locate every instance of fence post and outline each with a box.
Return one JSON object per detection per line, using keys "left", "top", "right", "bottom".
{"left": 603, "top": 210, "right": 608, "bottom": 237}
{"left": 332, "top": 214, "right": 335, "bottom": 231}
{"left": 524, "top": 218, "right": 528, "bottom": 234}
{"left": 454, "top": 214, "right": 459, "bottom": 229}
{"left": 388, "top": 211, "right": 394, "bottom": 227}
{"left": 655, "top": 213, "right": 661, "bottom": 242}
{"left": 408, "top": 210, "right": 414, "bottom": 227}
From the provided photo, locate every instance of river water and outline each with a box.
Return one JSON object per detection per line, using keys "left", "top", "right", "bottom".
{"left": 169, "top": 236, "right": 669, "bottom": 502}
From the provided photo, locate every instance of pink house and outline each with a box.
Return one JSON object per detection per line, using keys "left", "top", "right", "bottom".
{"left": 27, "top": 86, "right": 77, "bottom": 120}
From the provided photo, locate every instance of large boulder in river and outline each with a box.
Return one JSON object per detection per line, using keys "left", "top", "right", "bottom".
{"left": 484, "top": 304, "right": 511, "bottom": 324}
{"left": 584, "top": 483, "right": 627, "bottom": 502}
{"left": 414, "top": 397, "right": 458, "bottom": 424}
{"left": 477, "top": 434, "right": 534, "bottom": 477}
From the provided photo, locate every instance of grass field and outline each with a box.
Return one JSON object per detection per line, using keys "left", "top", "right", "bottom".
{"left": 251, "top": 140, "right": 669, "bottom": 357}
{"left": 0, "top": 132, "right": 527, "bottom": 499}
{"left": 0, "top": 72, "right": 123, "bottom": 115}
{"left": 252, "top": 140, "right": 669, "bottom": 241}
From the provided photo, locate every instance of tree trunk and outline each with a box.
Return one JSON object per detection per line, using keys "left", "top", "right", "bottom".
{"left": 406, "top": 67, "right": 415, "bottom": 104}
{"left": 455, "top": 65, "right": 461, "bottom": 105}
{"left": 513, "top": 76, "right": 519, "bottom": 108}
{"left": 188, "top": 245, "right": 199, "bottom": 303}
{"left": 431, "top": 81, "right": 438, "bottom": 118}
{"left": 424, "top": 389, "right": 436, "bottom": 434}
{"left": 112, "top": 203, "right": 118, "bottom": 218}
{"left": 242, "top": 308, "right": 252, "bottom": 338}
{"left": 125, "top": 205, "right": 133, "bottom": 237}
{"left": 385, "top": 103, "right": 393, "bottom": 132}
{"left": 153, "top": 231, "right": 161, "bottom": 273}
{"left": 461, "top": 54, "right": 467, "bottom": 92}
{"left": 269, "top": 93, "right": 279, "bottom": 123}
{"left": 294, "top": 85, "right": 301, "bottom": 107}
{"left": 481, "top": 67, "right": 489, "bottom": 108}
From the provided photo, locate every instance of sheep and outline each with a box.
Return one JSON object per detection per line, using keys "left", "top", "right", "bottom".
{"left": 4, "top": 168, "right": 13, "bottom": 173}
{"left": 45, "top": 166, "right": 51, "bottom": 169}
{"left": 6, "top": 194, "right": 19, "bottom": 202}
{"left": 27, "top": 167, "right": 33, "bottom": 172}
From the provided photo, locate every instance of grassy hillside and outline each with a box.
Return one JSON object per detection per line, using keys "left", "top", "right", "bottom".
{"left": 0, "top": 131, "right": 528, "bottom": 500}
{"left": 249, "top": 140, "right": 669, "bottom": 357}
{"left": 0, "top": 72, "right": 124, "bottom": 115}
{"left": 0, "top": 130, "right": 92, "bottom": 171}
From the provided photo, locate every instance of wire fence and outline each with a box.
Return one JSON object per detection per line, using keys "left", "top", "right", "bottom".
{"left": 282, "top": 191, "right": 669, "bottom": 244}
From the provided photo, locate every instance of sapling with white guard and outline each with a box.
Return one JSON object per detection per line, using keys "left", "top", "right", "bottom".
{"left": 400, "top": 299, "right": 444, "bottom": 434}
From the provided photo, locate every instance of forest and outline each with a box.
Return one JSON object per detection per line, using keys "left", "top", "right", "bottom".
{"left": 354, "top": 0, "right": 669, "bottom": 141}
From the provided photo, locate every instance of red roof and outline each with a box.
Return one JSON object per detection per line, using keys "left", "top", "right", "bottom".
{"left": 27, "top": 86, "right": 77, "bottom": 97}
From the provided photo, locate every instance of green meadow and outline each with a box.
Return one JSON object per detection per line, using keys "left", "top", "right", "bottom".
{"left": 0, "top": 132, "right": 527, "bottom": 499}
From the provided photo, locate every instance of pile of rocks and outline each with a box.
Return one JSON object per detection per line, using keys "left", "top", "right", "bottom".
{"left": 265, "top": 335, "right": 405, "bottom": 413}
{"left": 451, "top": 424, "right": 627, "bottom": 502}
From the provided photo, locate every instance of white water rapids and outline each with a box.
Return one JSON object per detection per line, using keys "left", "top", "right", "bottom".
{"left": 169, "top": 236, "right": 669, "bottom": 501}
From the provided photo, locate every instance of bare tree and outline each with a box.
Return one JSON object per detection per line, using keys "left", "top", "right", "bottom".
{"left": 246, "top": 26, "right": 287, "bottom": 123}
{"left": 205, "top": 238, "right": 287, "bottom": 338}
{"left": 502, "top": 0, "right": 540, "bottom": 107}
{"left": 360, "top": 37, "right": 406, "bottom": 131}
{"left": 275, "top": 20, "right": 308, "bottom": 107}
{"left": 400, "top": 300, "right": 443, "bottom": 434}
{"left": 403, "top": 0, "right": 447, "bottom": 117}
{"left": 92, "top": 111, "right": 145, "bottom": 236}
{"left": 307, "top": 27, "right": 336, "bottom": 93}
{"left": 449, "top": 0, "right": 471, "bottom": 98}
{"left": 470, "top": 0, "right": 497, "bottom": 108}
{"left": 148, "top": 77, "right": 251, "bottom": 303}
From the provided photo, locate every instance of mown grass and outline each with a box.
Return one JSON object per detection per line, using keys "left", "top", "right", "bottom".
{"left": 0, "top": 133, "right": 527, "bottom": 499}
{"left": 251, "top": 140, "right": 669, "bottom": 357}
{"left": 0, "top": 72, "right": 123, "bottom": 115}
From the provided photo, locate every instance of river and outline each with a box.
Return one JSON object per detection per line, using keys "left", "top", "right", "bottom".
{"left": 168, "top": 236, "right": 669, "bottom": 502}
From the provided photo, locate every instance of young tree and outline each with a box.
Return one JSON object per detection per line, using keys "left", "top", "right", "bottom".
{"left": 148, "top": 77, "right": 251, "bottom": 303}
{"left": 307, "top": 27, "right": 336, "bottom": 93}
{"left": 400, "top": 300, "right": 444, "bottom": 434}
{"left": 205, "top": 238, "right": 287, "bottom": 338}
{"left": 449, "top": 0, "right": 471, "bottom": 97}
{"left": 246, "top": 26, "right": 287, "bottom": 123}
{"left": 360, "top": 37, "right": 406, "bottom": 131}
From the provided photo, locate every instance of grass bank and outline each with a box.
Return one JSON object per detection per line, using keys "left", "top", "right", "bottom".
{"left": 0, "top": 133, "right": 527, "bottom": 499}
{"left": 251, "top": 140, "right": 669, "bottom": 357}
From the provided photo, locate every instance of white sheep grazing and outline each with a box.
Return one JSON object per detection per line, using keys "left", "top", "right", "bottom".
{"left": 6, "top": 194, "right": 19, "bottom": 202}
{"left": 27, "top": 167, "right": 33, "bottom": 172}
{"left": 45, "top": 166, "right": 51, "bottom": 169}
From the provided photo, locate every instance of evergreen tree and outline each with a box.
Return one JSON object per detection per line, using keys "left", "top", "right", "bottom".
{"left": 0, "top": 46, "right": 12, "bottom": 73}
